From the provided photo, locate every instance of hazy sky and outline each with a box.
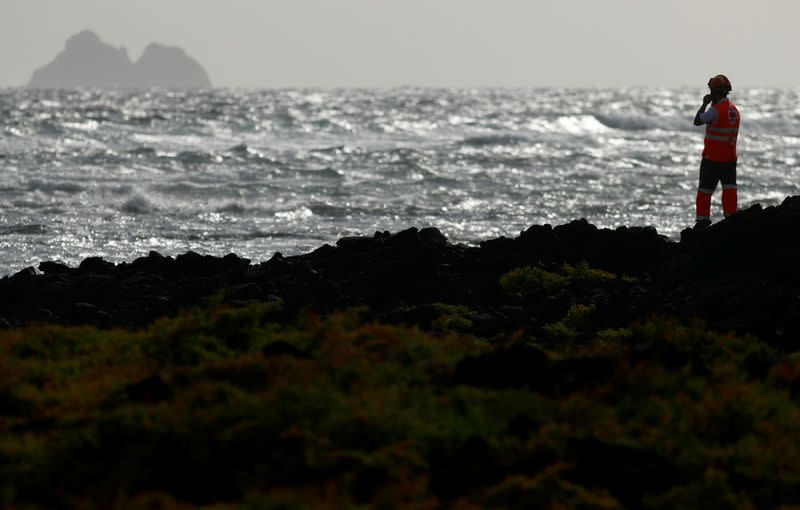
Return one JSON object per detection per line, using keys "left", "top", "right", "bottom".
{"left": 3, "top": 0, "right": 798, "bottom": 88}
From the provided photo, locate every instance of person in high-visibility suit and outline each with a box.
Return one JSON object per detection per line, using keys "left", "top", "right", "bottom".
{"left": 692, "top": 74, "right": 740, "bottom": 228}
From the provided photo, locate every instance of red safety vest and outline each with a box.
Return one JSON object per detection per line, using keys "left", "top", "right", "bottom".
{"left": 703, "top": 99, "right": 740, "bottom": 162}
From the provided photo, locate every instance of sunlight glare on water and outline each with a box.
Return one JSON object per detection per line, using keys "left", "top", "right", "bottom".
{"left": 1, "top": 87, "right": 799, "bottom": 274}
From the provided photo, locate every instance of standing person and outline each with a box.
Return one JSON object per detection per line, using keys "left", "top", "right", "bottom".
{"left": 692, "top": 74, "right": 740, "bottom": 228}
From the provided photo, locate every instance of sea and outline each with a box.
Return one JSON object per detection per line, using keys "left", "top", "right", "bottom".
{"left": 1, "top": 87, "right": 799, "bottom": 276}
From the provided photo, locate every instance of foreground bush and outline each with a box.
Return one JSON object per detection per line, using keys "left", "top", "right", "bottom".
{"left": 1, "top": 303, "right": 799, "bottom": 509}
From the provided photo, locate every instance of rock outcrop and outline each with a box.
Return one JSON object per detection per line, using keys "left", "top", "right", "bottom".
{"left": 28, "top": 30, "right": 211, "bottom": 89}
{"left": 3, "top": 196, "right": 800, "bottom": 350}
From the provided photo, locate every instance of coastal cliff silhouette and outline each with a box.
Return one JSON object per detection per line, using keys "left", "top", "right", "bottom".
{"left": 28, "top": 30, "right": 212, "bottom": 89}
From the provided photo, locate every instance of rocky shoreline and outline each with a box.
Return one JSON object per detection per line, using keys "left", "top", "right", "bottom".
{"left": 5, "top": 196, "right": 800, "bottom": 347}
{"left": 5, "top": 197, "right": 800, "bottom": 508}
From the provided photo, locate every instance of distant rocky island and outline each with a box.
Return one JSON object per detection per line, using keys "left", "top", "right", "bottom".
{"left": 28, "top": 30, "right": 212, "bottom": 89}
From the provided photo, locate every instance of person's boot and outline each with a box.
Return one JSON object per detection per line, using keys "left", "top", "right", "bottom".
{"left": 694, "top": 218, "right": 712, "bottom": 229}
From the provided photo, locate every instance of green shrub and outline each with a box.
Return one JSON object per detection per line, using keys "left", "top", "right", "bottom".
{"left": 562, "top": 261, "right": 617, "bottom": 282}
{"left": 500, "top": 261, "right": 621, "bottom": 296}
{"left": 499, "top": 266, "right": 568, "bottom": 295}
{"left": 542, "top": 304, "right": 598, "bottom": 344}
{"left": 432, "top": 303, "right": 473, "bottom": 334}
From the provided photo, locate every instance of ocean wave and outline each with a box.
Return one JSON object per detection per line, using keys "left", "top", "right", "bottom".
{"left": 128, "top": 146, "right": 157, "bottom": 156}
{"left": 317, "top": 167, "right": 344, "bottom": 178}
{"left": 244, "top": 230, "right": 296, "bottom": 240}
{"left": 213, "top": 202, "right": 276, "bottom": 215}
{"left": 185, "top": 230, "right": 296, "bottom": 241}
{"left": 460, "top": 133, "right": 531, "bottom": 147}
{"left": 312, "top": 145, "right": 346, "bottom": 154}
{"left": 152, "top": 182, "right": 219, "bottom": 196}
{"left": 121, "top": 192, "right": 158, "bottom": 214}
{"left": 122, "top": 114, "right": 168, "bottom": 126}
{"left": 743, "top": 117, "right": 800, "bottom": 137}
{"left": 293, "top": 167, "right": 344, "bottom": 179}
{"left": 309, "top": 203, "right": 377, "bottom": 217}
{"left": 26, "top": 178, "right": 84, "bottom": 194}
{"left": 594, "top": 113, "right": 690, "bottom": 132}
{"left": 522, "top": 115, "right": 610, "bottom": 136}
{"left": 0, "top": 224, "right": 47, "bottom": 236}
{"left": 228, "top": 143, "right": 249, "bottom": 153}
{"left": 215, "top": 202, "right": 247, "bottom": 214}
{"left": 176, "top": 150, "right": 215, "bottom": 165}
{"left": 225, "top": 143, "right": 274, "bottom": 163}
{"left": 76, "top": 150, "right": 123, "bottom": 166}
{"left": 36, "top": 120, "right": 64, "bottom": 136}
{"left": 275, "top": 207, "right": 314, "bottom": 220}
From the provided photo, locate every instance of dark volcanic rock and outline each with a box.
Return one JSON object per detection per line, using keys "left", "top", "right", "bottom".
{"left": 10, "top": 267, "right": 36, "bottom": 282}
{"left": 79, "top": 257, "right": 115, "bottom": 274}
{"left": 38, "top": 261, "right": 71, "bottom": 275}
{"left": 3, "top": 197, "right": 800, "bottom": 345}
{"left": 69, "top": 302, "right": 112, "bottom": 326}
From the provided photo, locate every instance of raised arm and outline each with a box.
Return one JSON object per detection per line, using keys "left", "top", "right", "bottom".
{"left": 693, "top": 94, "right": 712, "bottom": 126}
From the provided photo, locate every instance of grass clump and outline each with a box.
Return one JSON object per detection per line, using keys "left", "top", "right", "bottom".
{"left": 432, "top": 303, "right": 473, "bottom": 334}
{"left": 500, "top": 266, "right": 567, "bottom": 294}
{"left": 562, "top": 261, "right": 617, "bottom": 282}
{"left": 542, "top": 303, "right": 598, "bottom": 344}
{"left": 500, "top": 261, "right": 620, "bottom": 296}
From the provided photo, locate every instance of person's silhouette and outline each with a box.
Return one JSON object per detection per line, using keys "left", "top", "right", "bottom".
{"left": 692, "top": 75, "right": 740, "bottom": 228}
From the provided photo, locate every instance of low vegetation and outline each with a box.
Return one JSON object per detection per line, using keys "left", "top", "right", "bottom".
{"left": 2, "top": 300, "right": 799, "bottom": 509}
{"left": 499, "top": 261, "right": 621, "bottom": 296}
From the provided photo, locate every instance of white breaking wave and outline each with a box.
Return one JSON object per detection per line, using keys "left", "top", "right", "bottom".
{"left": 121, "top": 191, "right": 159, "bottom": 214}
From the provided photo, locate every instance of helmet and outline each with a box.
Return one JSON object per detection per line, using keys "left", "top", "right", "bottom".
{"left": 708, "top": 75, "right": 732, "bottom": 92}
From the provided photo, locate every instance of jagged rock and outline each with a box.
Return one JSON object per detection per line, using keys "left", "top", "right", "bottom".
{"left": 130, "top": 252, "right": 173, "bottom": 274}
{"left": 224, "top": 282, "right": 263, "bottom": 301}
{"left": 78, "top": 257, "right": 115, "bottom": 274}
{"left": 261, "top": 252, "right": 286, "bottom": 272}
{"left": 310, "top": 244, "right": 336, "bottom": 258}
{"left": 38, "top": 261, "right": 71, "bottom": 275}
{"left": 132, "top": 42, "right": 211, "bottom": 89}
{"left": 10, "top": 267, "right": 36, "bottom": 282}
{"left": 419, "top": 227, "right": 447, "bottom": 246}
{"left": 28, "top": 30, "right": 211, "bottom": 89}
{"left": 69, "top": 302, "right": 112, "bottom": 326}
{"left": 2, "top": 195, "right": 800, "bottom": 342}
{"left": 336, "top": 236, "right": 374, "bottom": 251}
{"left": 386, "top": 227, "right": 420, "bottom": 251}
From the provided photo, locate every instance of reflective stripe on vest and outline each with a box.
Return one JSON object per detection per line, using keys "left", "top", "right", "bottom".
{"left": 703, "top": 100, "right": 740, "bottom": 163}
{"left": 706, "top": 134, "right": 737, "bottom": 142}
